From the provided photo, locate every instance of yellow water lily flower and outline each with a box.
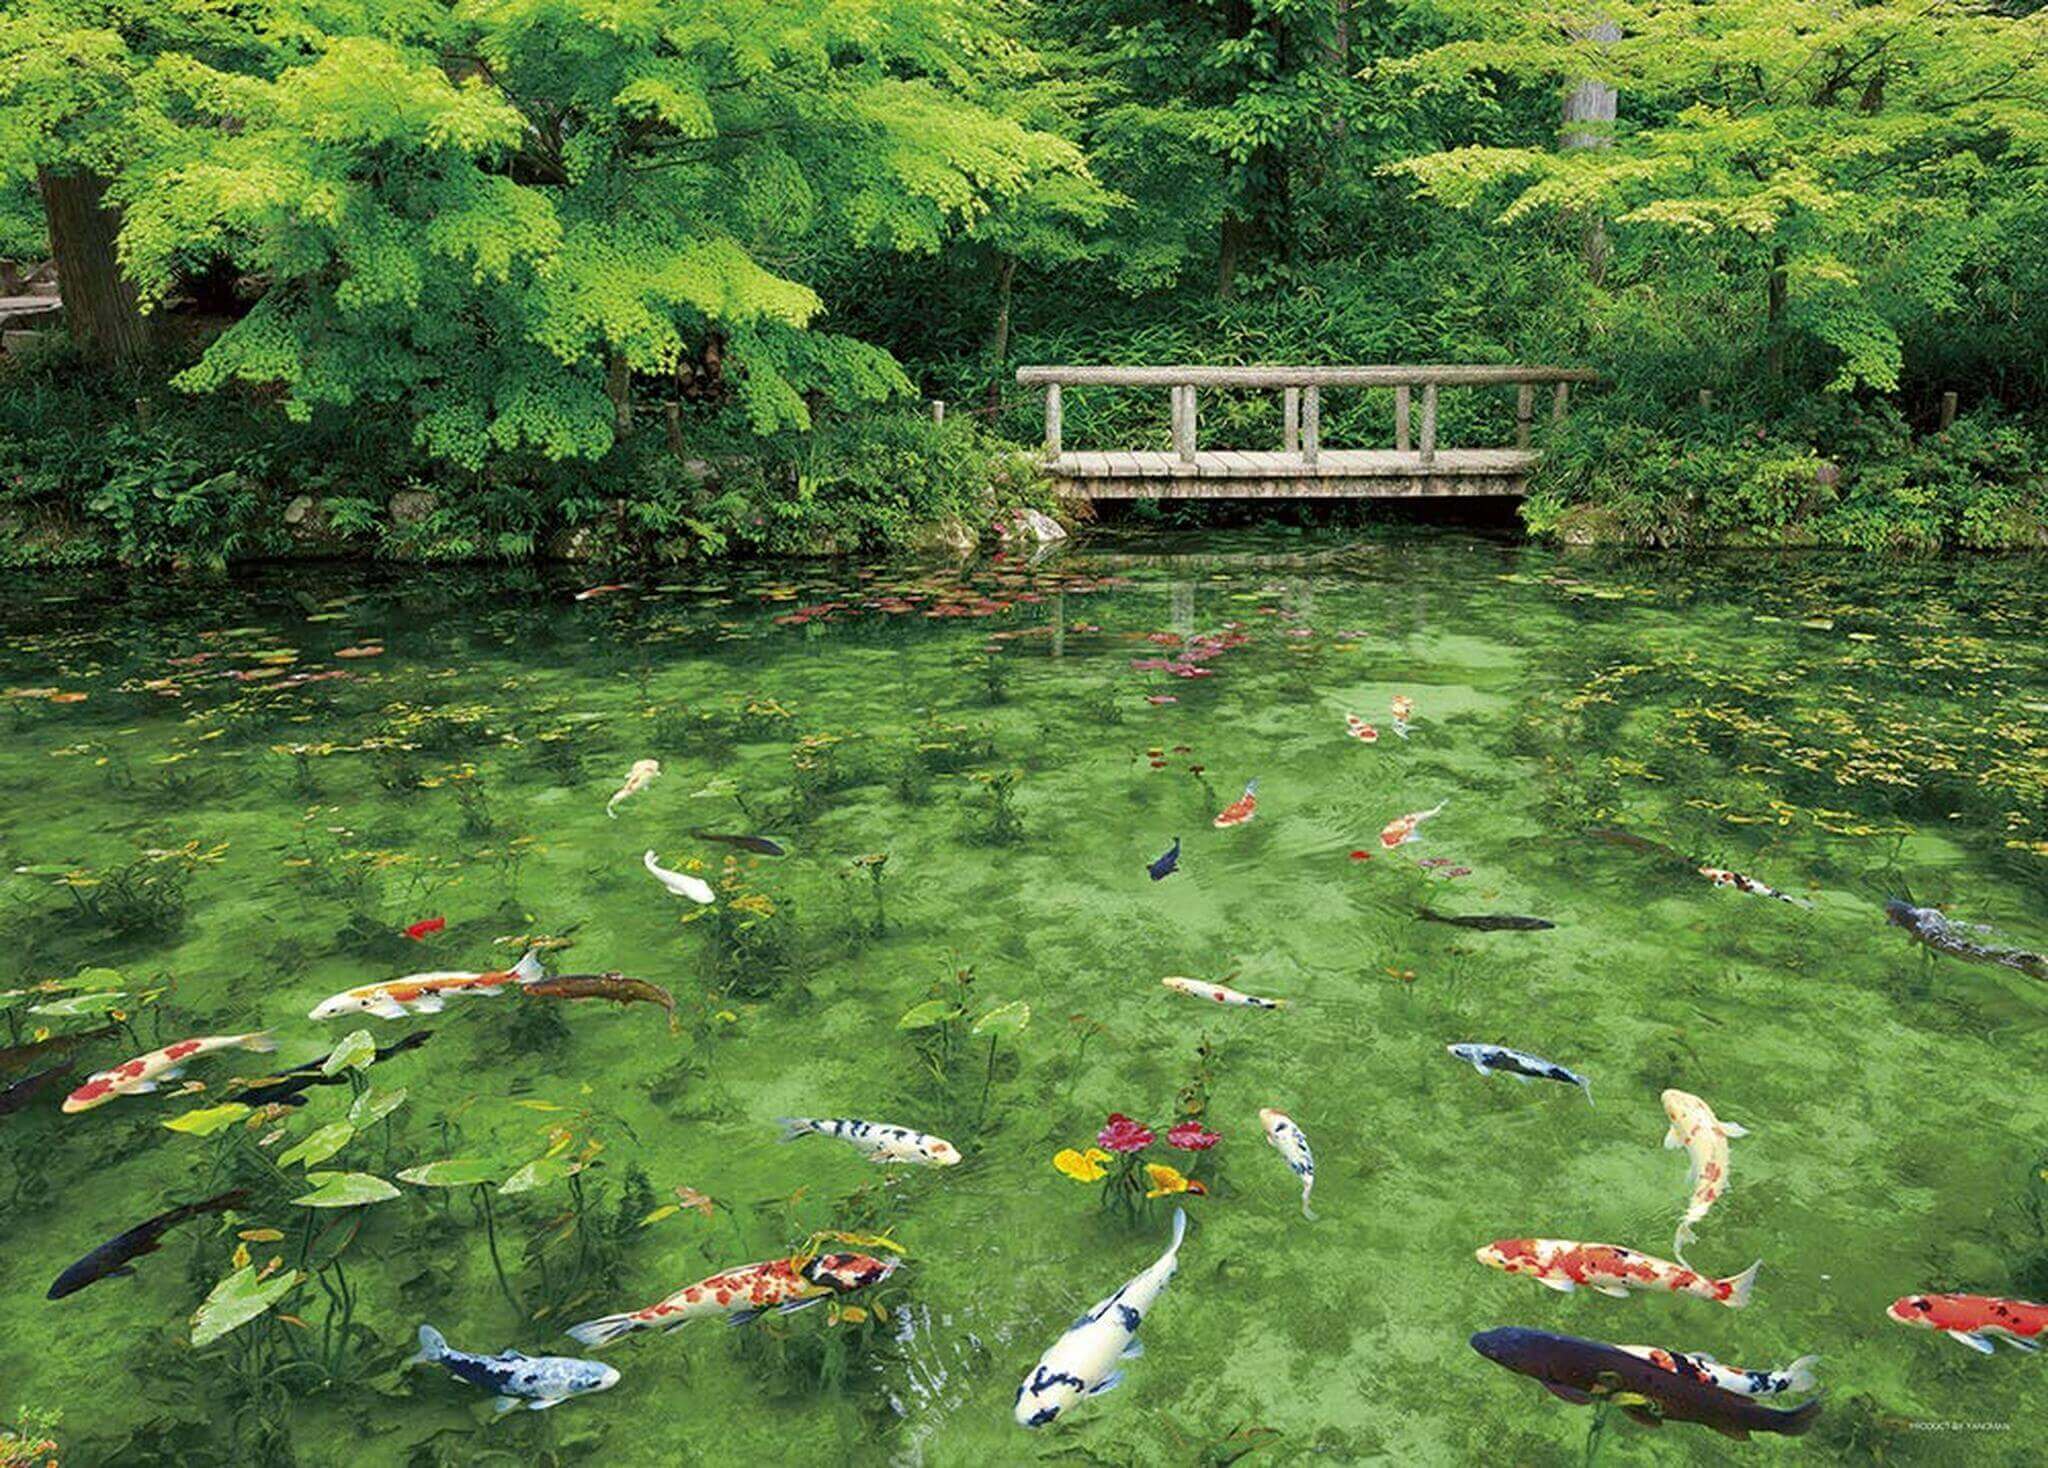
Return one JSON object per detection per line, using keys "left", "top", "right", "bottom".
{"left": 1143, "top": 1163, "right": 1207, "bottom": 1199}
{"left": 1053, "top": 1147, "right": 1111, "bottom": 1182}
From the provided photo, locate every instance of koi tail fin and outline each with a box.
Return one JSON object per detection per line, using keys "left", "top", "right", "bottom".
{"left": 1301, "top": 1190, "right": 1318, "bottom": 1222}
{"left": 1721, "top": 1259, "right": 1762, "bottom": 1309}
{"left": 776, "top": 1118, "right": 816, "bottom": 1144}
{"left": 408, "top": 1324, "right": 449, "bottom": 1366}
{"left": 564, "top": 1312, "right": 642, "bottom": 1348}
{"left": 1783, "top": 1355, "right": 1821, "bottom": 1395}
{"left": 509, "top": 949, "right": 546, "bottom": 985}
{"left": 1580, "top": 1077, "right": 1594, "bottom": 1108}
{"left": 175, "top": 1189, "right": 250, "bottom": 1227}
{"left": 238, "top": 1031, "right": 279, "bottom": 1055}
{"left": 1775, "top": 1396, "right": 1824, "bottom": 1438}
{"left": 1163, "top": 1205, "right": 1188, "bottom": 1264}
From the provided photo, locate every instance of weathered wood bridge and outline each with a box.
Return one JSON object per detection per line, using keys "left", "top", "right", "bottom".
{"left": 1015, "top": 364, "right": 1598, "bottom": 499}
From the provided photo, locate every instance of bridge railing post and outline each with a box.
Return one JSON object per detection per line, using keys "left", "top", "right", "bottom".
{"left": 1172, "top": 384, "right": 1198, "bottom": 463}
{"left": 1283, "top": 387, "right": 1300, "bottom": 453}
{"left": 1395, "top": 385, "right": 1411, "bottom": 452}
{"left": 1044, "top": 383, "right": 1062, "bottom": 456}
{"left": 1418, "top": 382, "right": 1437, "bottom": 466}
{"left": 1516, "top": 383, "right": 1534, "bottom": 449}
{"left": 1553, "top": 381, "right": 1570, "bottom": 423}
{"left": 1302, "top": 386, "right": 1320, "bottom": 466}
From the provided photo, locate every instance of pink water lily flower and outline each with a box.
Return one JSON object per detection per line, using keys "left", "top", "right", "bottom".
{"left": 1166, "top": 1121, "right": 1221, "bottom": 1151}
{"left": 1097, "top": 1113, "right": 1154, "bottom": 1153}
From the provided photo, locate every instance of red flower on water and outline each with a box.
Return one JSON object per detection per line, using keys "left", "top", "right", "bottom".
{"left": 1097, "top": 1113, "right": 1154, "bottom": 1153}
{"left": 1166, "top": 1121, "right": 1221, "bottom": 1151}
{"left": 403, "top": 916, "right": 446, "bottom": 941}
{"left": 1348, "top": 850, "right": 1373, "bottom": 861}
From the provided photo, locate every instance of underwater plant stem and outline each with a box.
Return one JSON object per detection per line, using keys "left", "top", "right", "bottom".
{"left": 477, "top": 1184, "right": 524, "bottom": 1315}
{"left": 977, "top": 1036, "right": 998, "bottom": 1128}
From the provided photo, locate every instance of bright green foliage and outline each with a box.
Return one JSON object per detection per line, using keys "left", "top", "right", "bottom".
{"left": 102, "top": 1, "right": 1093, "bottom": 465}
{"left": 1389, "top": 0, "right": 2048, "bottom": 391}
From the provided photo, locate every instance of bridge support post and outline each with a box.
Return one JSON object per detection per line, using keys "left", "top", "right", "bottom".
{"left": 1043, "top": 383, "right": 1062, "bottom": 456}
{"left": 1302, "top": 386, "right": 1320, "bottom": 466}
{"left": 1516, "top": 383, "right": 1534, "bottom": 449}
{"left": 1395, "top": 385, "right": 1411, "bottom": 451}
{"left": 1419, "top": 383, "right": 1438, "bottom": 465}
{"left": 1283, "top": 387, "right": 1300, "bottom": 453}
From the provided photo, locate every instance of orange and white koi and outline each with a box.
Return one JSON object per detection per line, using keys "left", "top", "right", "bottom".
{"left": 605, "top": 759, "right": 660, "bottom": 818}
{"left": 1476, "top": 1238, "right": 1759, "bottom": 1308}
{"left": 1663, "top": 1089, "right": 1749, "bottom": 1257}
{"left": 1161, "top": 976, "right": 1285, "bottom": 1010}
{"left": 1380, "top": 800, "right": 1446, "bottom": 848}
{"left": 1699, "top": 867, "right": 1808, "bottom": 906}
{"left": 1212, "top": 780, "right": 1258, "bottom": 828}
{"left": 1616, "top": 1344, "right": 1820, "bottom": 1397}
{"left": 1345, "top": 714, "right": 1378, "bottom": 743}
{"left": 63, "top": 1032, "right": 276, "bottom": 1113}
{"left": 1887, "top": 1293, "right": 2048, "bottom": 1355}
{"left": 1390, "top": 694, "right": 1414, "bottom": 737}
{"left": 566, "top": 1252, "right": 898, "bottom": 1346}
{"left": 310, "top": 950, "right": 545, "bottom": 1021}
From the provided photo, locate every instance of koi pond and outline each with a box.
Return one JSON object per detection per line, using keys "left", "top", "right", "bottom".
{"left": 0, "top": 530, "right": 2043, "bottom": 1466}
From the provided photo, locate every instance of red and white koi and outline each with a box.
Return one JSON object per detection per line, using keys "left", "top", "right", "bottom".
{"left": 1699, "top": 866, "right": 1808, "bottom": 906}
{"left": 1663, "top": 1088, "right": 1749, "bottom": 1257}
{"left": 1476, "top": 1238, "right": 1759, "bottom": 1308}
{"left": 1380, "top": 800, "right": 1446, "bottom": 848}
{"left": 1886, "top": 1293, "right": 2048, "bottom": 1355}
{"left": 1345, "top": 714, "right": 1378, "bottom": 743}
{"left": 566, "top": 1252, "right": 898, "bottom": 1346}
{"left": 310, "top": 950, "right": 545, "bottom": 1020}
{"left": 1161, "top": 976, "right": 1285, "bottom": 1010}
{"left": 63, "top": 1032, "right": 276, "bottom": 1113}
{"left": 1212, "top": 780, "right": 1258, "bottom": 828}
{"left": 605, "top": 759, "right": 660, "bottom": 818}
{"left": 1616, "top": 1344, "right": 1820, "bottom": 1398}
{"left": 1259, "top": 1108, "right": 1317, "bottom": 1219}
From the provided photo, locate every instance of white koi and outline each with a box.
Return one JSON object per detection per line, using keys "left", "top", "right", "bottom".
{"left": 776, "top": 1117, "right": 960, "bottom": 1166}
{"left": 643, "top": 849, "right": 714, "bottom": 905}
{"left": 605, "top": 759, "right": 660, "bottom": 818}
{"left": 1014, "top": 1208, "right": 1185, "bottom": 1428}
{"left": 1161, "top": 976, "right": 1285, "bottom": 1010}
{"left": 1259, "top": 1107, "right": 1316, "bottom": 1219}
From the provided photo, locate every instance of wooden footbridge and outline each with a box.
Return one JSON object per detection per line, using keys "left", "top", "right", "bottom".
{"left": 1015, "top": 365, "right": 1597, "bottom": 500}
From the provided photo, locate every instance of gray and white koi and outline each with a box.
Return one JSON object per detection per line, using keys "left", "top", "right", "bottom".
{"left": 1447, "top": 1043, "right": 1593, "bottom": 1106}
{"left": 1160, "top": 976, "right": 1286, "bottom": 1009}
{"left": 1614, "top": 1343, "right": 1820, "bottom": 1399}
{"left": 1013, "top": 1207, "right": 1186, "bottom": 1428}
{"left": 408, "top": 1324, "right": 619, "bottom": 1412}
{"left": 1259, "top": 1107, "right": 1317, "bottom": 1219}
{"left": 776, "top": 1116, "right": 961, "bottom": 1166}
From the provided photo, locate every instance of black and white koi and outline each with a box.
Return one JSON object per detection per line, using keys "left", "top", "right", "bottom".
{"left": 1259, "top": 1108, "right": 1316, "bottom": 1219}
{"left": 1447, "top": 1043, "right": 1593, "bottom": 1106}
{"left": 1013, "top": 1208, "right": 1186, "bottom": 1428}
{"left": 776, "top": 1116, "right": 960, "bottom": 1166}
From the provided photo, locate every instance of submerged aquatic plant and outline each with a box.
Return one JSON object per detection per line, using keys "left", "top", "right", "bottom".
{"left": 965, "top": 767, "right": 1025, "bottom": 845}
{"left": 1055, "top": 1112, "right": 1216, "bottom": 1224}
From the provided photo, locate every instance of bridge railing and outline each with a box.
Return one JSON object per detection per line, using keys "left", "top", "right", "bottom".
{"left": 1013, "top": 364, "right": 1600, "bottom": 468}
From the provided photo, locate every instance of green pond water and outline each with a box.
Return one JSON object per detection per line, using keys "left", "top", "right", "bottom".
{"left": 0, "top": 530, "right": 2043, "bottom": 1467}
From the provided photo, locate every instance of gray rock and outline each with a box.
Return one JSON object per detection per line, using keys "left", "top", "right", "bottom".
{"left": 388, "top": 489, "right": 437, "bottom": 524}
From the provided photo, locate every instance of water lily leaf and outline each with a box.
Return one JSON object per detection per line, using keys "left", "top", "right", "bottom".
{"left": 498, "top": 1155, "right": 583, "bottom": 1195}
{"left": 897, "top": 999, "right": 962, "bottom": 1030}
{"left": 163, "top": 1103, "right": 253, "bottom": 1136}
{"left": 292, "top": 1171, "right": 399, "bottom": 1207}
{"left": 277, "top": 1122, "right": 355, "bottom": 1170}
{"left": 639, "top": 1204, "right": 680, "bottom": 1227}
{"left": 72, "top": 966, "right": 126, "bottom": 989}
{"left": 28, "top": 991, "right": 126, "bottom": 1016}
{"left": 11, "top": 864, "right": 76, "bottom": 877}
{"left": 321, "top": 1029, "right": 376, "bottom": 1076}
{"left": 347, "top": 1085, "right": 407, "bottom": 1129}
{"left": 191, "top": 1265, "right": 303, "bottom": 1348}
{"left": 971, "top": 1000, "right": 1031, "bottom": 1037}
{"left": 395, "top": 1158, "right": 498, "bottom": 1189}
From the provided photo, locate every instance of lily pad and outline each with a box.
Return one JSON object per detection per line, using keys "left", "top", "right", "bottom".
{"left": 163, "top": 1103, "right": 253, "bottom": 1136}
{"left": 971, "top": 1000, "right": 1031, "bottom": 1037}
{"left": 348, "top": 1085, "right": 407, "bottom": 1129}
{"left": 28, "top": 991, "right": 126, "bottom": 1017}
{"left": 395, "top": 1158, "right": 498, "bottom": 1189}
{"left": 277, "top": 1122, "right": 355, "bottom": 1170}
{"left": 321, "top": 1029, "right": 376, "bottom": 1076}
{"left": 498, "top": 1155, "right": 584, "bottom": 1195}
{"left": 898, "top": 999, "right": 962, "bottom": 1030}
{"left": 191, "top": 1265, "right": 303, "bottom": 1348}
{"left": 292, "top": 1171, "right": 399, "bottom": 1208}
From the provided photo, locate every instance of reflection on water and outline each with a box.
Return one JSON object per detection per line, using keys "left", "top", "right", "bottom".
{"left": 0, "top": 530, "right": 2042, "bottom": 1466}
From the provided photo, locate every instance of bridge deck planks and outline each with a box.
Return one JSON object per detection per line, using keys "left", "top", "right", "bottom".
{"left": 1047, "top": 447, "right": 1534, "bottom": 499}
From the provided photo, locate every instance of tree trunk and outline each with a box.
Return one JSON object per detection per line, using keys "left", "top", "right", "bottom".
{"left": 1765, "top": 244, "right": 1788, "bottom": 380}
{"left": 1560, "top": 20, "right": 1621, "bottom": 284}
{"left": 35, "top": 169, "right": 149, "bottom": 363}
{"left": 1328, "top": 1, "right": 1352, "bottom": 139}
{"left": 606, "top": 351, "right": 632, "bottom": 429}
{"left": 983, "top": 253, "right": 1017, "bottom": 412}
{"left": 1218, "top": 216, "right": 1253, "bottom": 301}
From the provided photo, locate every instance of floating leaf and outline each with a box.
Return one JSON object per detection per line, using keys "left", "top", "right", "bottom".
{"left": 498, "top": 1155, "right": 583, "bottom": 1195}
{"left": 971, "top": 1000, "right": 1031, "bottom": 1037}
{"left": 395, "top": 1158, "right": 498, "bottom": 1189}
{"left": 292, "top": 1172, "right": 399, "bottom": 1208}
{"left": 28, "top": 991, "right": 125, "bottom": 1017}
{"left": 277, "top": 1122, "right": 355, "bottom": 1170}
{"left": 348, "top": 1085, "right": 407, "bottom": 1129}
{"left": 638, "top": 1204, "right": 680, "bottom": 1227}
{"left": 897, "top": 999, "right": 962, "bottom": 1030}
{"left": 321, "top": 1029, "right": 376, "bottom": 1076}
{"left": 164, "top": 1103, "right": 253, "bottom": 1136}
{"left": 191, "top": 1264, "right": 302, "bottom": 1347}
